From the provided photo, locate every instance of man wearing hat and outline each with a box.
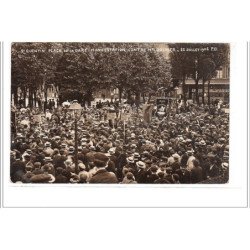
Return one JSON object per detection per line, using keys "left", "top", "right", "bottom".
{"left": 123, "top": 156, "right": 137, "bottom": 177}
{"left": 68, "top": 146, "right": 75, "bottom": 156}
{"left": 21, "top": 149, "right": 32, "bottom": 161}
{"left": 53, "top": 149, "right": 67, "bottom": 168}
{"left": 186, "top": 148, "right": 196, "bottom": 171}
{"left": 136, "top": 161, "right": 148, "bottom": 183}
{"left": 89, "top": 153, "right": 118, "bottom": 183}
{"left": 44, "top": 141, "right": 54, "bottom": 156}
{"left": 21, "top": 165, "right": 35, "bottom": 183}
{"left": 32, "top": 161, "right": 43, "bottom": 174}
{"left": 133, "top": 152, "right": 140, "bottom": 162}
{"left": 171, "top": 154, "right": 181, "bottom": 172}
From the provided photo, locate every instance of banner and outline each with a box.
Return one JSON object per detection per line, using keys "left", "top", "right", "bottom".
{"left": 156, "top": 98, "right": 168, "bottom": 117}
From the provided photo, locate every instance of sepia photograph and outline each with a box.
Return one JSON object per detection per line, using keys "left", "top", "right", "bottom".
{"left": 10, "top": 42, "right": 230, "bottom": 184}
{"left": 1, "top": 1, "right": 250, "bottom": 250}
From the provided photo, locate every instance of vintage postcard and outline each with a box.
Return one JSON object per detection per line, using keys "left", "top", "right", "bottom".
{"left": 10, "top": 42, "right": 230, "bottom": 184}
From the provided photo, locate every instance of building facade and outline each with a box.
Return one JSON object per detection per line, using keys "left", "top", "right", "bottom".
{"left": 185, "top": 65, "right": 230, "bottom": 103}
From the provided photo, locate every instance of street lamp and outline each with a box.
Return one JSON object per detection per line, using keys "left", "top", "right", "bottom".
{"left": 174, "top": 86, "right": 179, "bottom": 112}
{"left": 68, "top": 102, "right": 82, "bottom": 174}
{"left": 195, "top": 59, "right": 198, "bottom": 78}
{"left": 43, "top": 68, "right": 47, "bottom": 112}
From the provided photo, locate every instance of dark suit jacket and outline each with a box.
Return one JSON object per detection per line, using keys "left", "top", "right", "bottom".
{"left": 207, "top": 165, "right": 219, "bottom": 178}
{"left": 55, "top": 174, "right": 69, "bottom": 183}
{"left": 136, "top": 169, "right": 148, "bottom": 184}
{"left": 147, "top": 173, "right": 158, "bottom": 183}
{"left": 190, "top": 166, "right": 203, "bottom": 183}
{"left": 154, "top": 178, "right": 170, "bottom": 184}
{"left": 53, "top": 155, "right": 67, "bottom": 168}
{"left": 10, "top": 160, "right": 26, "bottom": 182}
{"left": 89, "top": 169, "right": 118, "bottom": 183}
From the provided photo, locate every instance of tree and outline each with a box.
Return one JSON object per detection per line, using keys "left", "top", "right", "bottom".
{"left": 169, "top": 43, "right": 229, "bottom": 106}
{"left": 12, "top": 42, "right": 172, "bottom": 107}
{"left": 198, "top": 44, "right": 229, "bottom": 105}
{"left": 169, "top": 44, "right": 193, "bottom": 106}
{"left": 109, "top": 43, "right": 171, "bottom": 104}
{"left": 11, "top": 42, "right": 62, "bottom": 108}
{"left": 199, "top": 58, "right": 216, "bottom": 105}
{"left": 54, "top": 43, "right": 171, "bottom": 105}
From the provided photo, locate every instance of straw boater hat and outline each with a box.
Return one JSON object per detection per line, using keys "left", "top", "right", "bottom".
{"left": 136, "top": 161, "right": 146, "bottom": 169}
{"left": 68, "top": 146, "right": 75, "bottom": 153}
{"left": 222, "top": 162, "right": 229, "bottom": 169}
{"left": 126, "top": 156, "right": 134, "bottom": 164}
{"left": 200, "top": 140, "right": 206, "bottom": 146}
{"left": 133, "top": 152, "right": 140, "bottom": 159}
{"left": 44, "top": 157, "right": 53, "bottom": 162}
{"left": 108, "top": 147, "right": 116, "bottom": 155}
{"left": 25, "top": 149, "right": 32, "bottom": 154}
{"left": 172, "top": 153, "right": 180, "bottom": 159}
{"left": 45, "top": 142, "right": 51, "bottom": 147}
{"left": 187, "top": 147, "right": 194, "bottom": 153}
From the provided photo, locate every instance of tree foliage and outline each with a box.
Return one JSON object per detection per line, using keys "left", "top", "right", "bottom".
{"left": 169, "top": 43, "right": 229, "bottom": 105}
{"left": 12, "top": 42, "right": 171, "bottom": 106}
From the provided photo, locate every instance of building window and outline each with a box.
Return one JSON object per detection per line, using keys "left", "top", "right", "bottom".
{"left": 216, "top": 70, "right": 223, "bottom": 79}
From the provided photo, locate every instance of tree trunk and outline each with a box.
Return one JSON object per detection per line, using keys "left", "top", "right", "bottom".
{"left": 34, "top": 91, "right": 37, "bottom": 108}
{"left": 135, "top": 92, "right": 140, "bottom": 108}
{"left": 86, "top": 89, "right": 92, "bottom": 106}
{"left": 118, "top": 87, "right": 123, "bottom": 103}
{"left": 23, "top": 87, "right": 27, "bottom": 108}
{"left": 127, "top": 90, "right": 132, "bottom": 104}
{"left": 188, "top": 87, "right": 192, "bottom": 99}
{"left": 142, "top": 93, "right": 146, "bottom": 103}
{"left": 57, "top": 84, "right": 62, "bottom": 105}
{"left": 208, "top": 80, "right": 211, "bottom": 107}
{"left": 28, "top": 88, "right": 33, "bottom": 108}
{"left": 195, "top": 79, "right": 199, "bottom": 105}
{"left": 44, "top": 87, "right": 48, "bottom": 111}
{"left": 13, "top": 87, "right": 18, "bottom": 106}
{"left": 202, "top": 79, "right": 206, "bottom": 105}
{"left": 182, "top": 75, "right": 187, "bottom": 108}
{"left": 148, "top": 93, "right": 152, "bottom": 103}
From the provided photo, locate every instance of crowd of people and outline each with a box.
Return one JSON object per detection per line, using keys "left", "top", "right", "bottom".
{"left": 10, "top": 98, "right": 229, "bottom": 184}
